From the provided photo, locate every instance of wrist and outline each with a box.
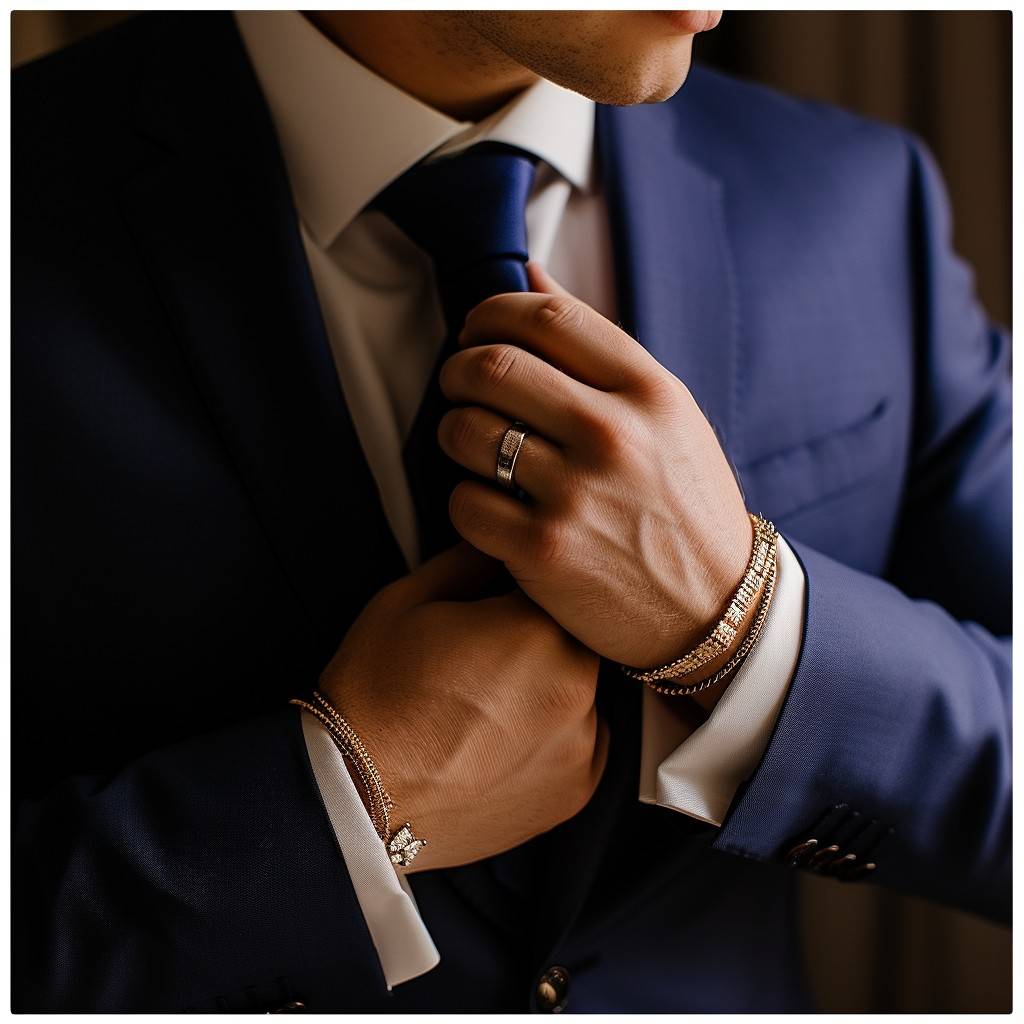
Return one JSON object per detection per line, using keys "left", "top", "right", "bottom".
{"left": 621, "top": 514, "right": 779, "bottom": 699}
{"left": 639, "top": 510, "right": 753, "bottom": 668}
{"left": 683, "top": 576, "right": 764, "bottom": 678}
{"left": 663, "top": 578, "right": 763, "bottom": 713}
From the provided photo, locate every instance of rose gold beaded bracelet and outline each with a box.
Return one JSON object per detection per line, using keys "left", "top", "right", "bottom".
{"left": 290, "top": 691, "right": 428, "bottom": 868}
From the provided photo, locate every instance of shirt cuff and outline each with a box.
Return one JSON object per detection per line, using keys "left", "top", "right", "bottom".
{"left": 300, "top": 714, "right": 440, "bottom": 989}
{"left": 638, "top": 534, "right": 807, "bottom": 825}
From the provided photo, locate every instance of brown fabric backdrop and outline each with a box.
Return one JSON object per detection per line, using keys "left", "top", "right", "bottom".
{"left": 10, "top": 10, "right": 1012, "bottom": 1012}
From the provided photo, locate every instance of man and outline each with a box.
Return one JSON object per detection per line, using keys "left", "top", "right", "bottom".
{"left": 12, "top": 10, "right": 1010, "bottom": 1012}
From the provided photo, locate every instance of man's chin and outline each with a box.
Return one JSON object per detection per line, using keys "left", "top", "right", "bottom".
{"left": 640, "top": 70, "right": 691, "bottom": 104}
{"left": 594, "top": 67, "right": 692, "bottom": 107}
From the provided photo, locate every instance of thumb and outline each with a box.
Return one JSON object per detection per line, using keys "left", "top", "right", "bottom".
{"left": 405, "top": 541, "right": 506, "bottom": 605}
{"left": 526, "top": 260, "right": 573, "bottom": 297}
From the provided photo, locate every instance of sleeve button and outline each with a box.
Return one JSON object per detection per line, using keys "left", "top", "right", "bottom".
{"left": 807, "top": 844, "right": 843, "bottom": 869}
{"left": 536, "top": 966, "right": 570, "bottom": 1013}
{"left": 783, "top": 838, "right": 818, "bottom": 865}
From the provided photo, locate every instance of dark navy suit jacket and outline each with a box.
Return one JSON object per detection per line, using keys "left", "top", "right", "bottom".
{"left": 13, "top": 12, "right": 1011, "bottom": 1012}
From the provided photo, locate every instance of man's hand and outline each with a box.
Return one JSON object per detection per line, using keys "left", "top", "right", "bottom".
{"left": 437, "top": 264, "right": 753, "bottom": 671}
{"left": 319, "top": 542, "right": 607, "bottom": 873}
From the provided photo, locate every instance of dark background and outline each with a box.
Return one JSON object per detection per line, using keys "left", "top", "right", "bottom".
{"left": 10, "top": 10, "right": 1012, "bottom": 1013}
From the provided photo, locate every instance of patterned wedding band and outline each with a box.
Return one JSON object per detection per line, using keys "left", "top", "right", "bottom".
{"left": 496, "top": 420, "right": 530, "bottom": 490}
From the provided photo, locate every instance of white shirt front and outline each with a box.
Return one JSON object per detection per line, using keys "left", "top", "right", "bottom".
{"left": 236, "top": 10, "right": 806, "bottom": 990}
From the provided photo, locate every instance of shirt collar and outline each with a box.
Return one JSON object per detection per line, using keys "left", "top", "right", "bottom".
{"left": 235, "top": 11, "right": 595, "bottom": 249}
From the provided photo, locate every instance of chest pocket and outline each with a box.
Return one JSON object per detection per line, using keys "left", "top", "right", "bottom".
{"left": 736, "top": 397, "right": 892, "bottom": 525}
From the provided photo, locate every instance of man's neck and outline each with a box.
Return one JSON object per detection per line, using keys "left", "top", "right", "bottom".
{"left": 306, "top": 12, "right": 538, "bottom": 122}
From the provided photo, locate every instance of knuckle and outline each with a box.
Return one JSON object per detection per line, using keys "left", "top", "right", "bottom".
{"left": 571, "top": 723, "right": 600, "bottom": 778}
{"left": 540, "top": 646, "right": 599, "bottom": 715}
{"left": 538, "top": 676, "right": 592, "bottom": 722}
{"left": 575, "top": 405, "right": 613, "bottom": 445}
{"left": 470, "top": 292, "right": 508, "bottom": 320}
{"left": 368, "top": 579, "right": 405, "bottom": 618}
{"left": 474, "top": 345, "right": 520, "bottom": 391}
{"left": 563, "top": 672, "right": 599, "bottom": 717}
{"left": 445, "top": 407, "right": 480, "bottom": 457}
{"left": 577, "top": 404, "right": 635, "bottom": 458}
{"left": 637, "top": 369, "right": 689, "bottom": 413}
{"left": 536, "top": 295, "right": 587, "bottom": 335}
{"left": 447, "top": 482, "right": 477, "bottom": 529}
{"left": 528, "top": 516, "right": 572, "bottom": 568}
{"left": 581, "top": 403, "right": 634, "bottom": 460}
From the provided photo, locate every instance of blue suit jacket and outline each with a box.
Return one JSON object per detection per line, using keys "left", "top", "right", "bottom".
{"left": 12, "top": 12, "right": 1010, "bottom": 1012}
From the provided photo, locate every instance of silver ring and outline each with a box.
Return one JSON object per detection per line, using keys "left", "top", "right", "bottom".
{"left": 496, "top": 421, "right": 530, "bottom": 491}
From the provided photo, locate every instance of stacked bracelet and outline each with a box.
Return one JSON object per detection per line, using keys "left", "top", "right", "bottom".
{"left": 290, "top": 691, "right": 428, "bottom": 868}
{"left": 620, "top": 513, "right": 779, "bottom": 697}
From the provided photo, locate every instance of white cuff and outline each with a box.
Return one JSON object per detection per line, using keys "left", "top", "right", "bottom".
{"left": 638, "top": 535, "right": 807, "bottom": 825}
{"left": 301, "top": 714, "right": 440, "bottom": 989}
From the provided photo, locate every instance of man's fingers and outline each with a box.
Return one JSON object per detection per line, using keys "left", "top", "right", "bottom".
{"left": 526, "top": 260, "right": 572, "bottom": 297}
{"left": 405, "top": 541, "right": 504, "bottom": 605}
{"left": 440, "top": 342, "right": 602, "bottom": 447}
{"left": 448, "top": 479, "right": 533, "bottom": 565}
{"left": 438, "top": 406, "right": 565, "bottom": 504}
{"left": 458, "top": 288, "right": 657, "bottom": 393}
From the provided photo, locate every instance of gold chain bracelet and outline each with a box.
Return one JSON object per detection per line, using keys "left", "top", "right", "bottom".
{"left": 289, "top": 691, "right": 429, "bottom": 868}
{"left": 642, "top": 528, "right": 778, "bottom": 697}
{"left": 620, "top": 513, "right": 779, "bottom": 694}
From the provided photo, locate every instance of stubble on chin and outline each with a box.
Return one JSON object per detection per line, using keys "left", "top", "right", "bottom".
{"left": 461, "top": 12, "right": 696, "bottom": 107}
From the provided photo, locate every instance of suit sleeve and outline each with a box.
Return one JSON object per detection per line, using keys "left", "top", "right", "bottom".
{"left": 13, "top": 709, "right": 390, "bottom": 1011}
{"left": 711, "top": 134, "right": 1011, "bottom": 924}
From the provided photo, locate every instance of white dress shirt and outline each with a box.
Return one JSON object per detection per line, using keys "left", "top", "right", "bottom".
{"left": 236, "top": 10, "right": 807, "bottom": 990}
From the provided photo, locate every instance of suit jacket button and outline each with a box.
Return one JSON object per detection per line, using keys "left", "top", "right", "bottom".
{"left": 536, "top": 966, "right": 570, "bottom": 1012}
{"left": 783, "top": 838, "right": 818, "bottom": 865}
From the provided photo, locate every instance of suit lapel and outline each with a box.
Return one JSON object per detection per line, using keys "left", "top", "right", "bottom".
{"left": 534, "top": 97, "right": 742, "bottom": 960}
{"left": 598, "top": 99, "right": 741, "bottom": 456}
{"left": 118, "top": 15, "right": 405, "bottom": 659}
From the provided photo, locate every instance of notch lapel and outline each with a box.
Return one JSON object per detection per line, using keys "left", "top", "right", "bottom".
{"left": 598, "top": 99, "right": 741, "bottom": 456}
{"left": 118, "top": 15, "right": 405, "bottom": 659}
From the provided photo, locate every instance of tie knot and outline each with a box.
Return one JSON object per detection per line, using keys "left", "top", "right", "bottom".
{"left": 370, "top": 143, "right": 538, "bottom": 324}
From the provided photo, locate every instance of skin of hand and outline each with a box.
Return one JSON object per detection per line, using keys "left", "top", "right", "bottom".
{"left": 436, "top": 262, "right": 755, "bottom": 673}
{"left": 318, "top": 541, "right": 608, "bottom": 873}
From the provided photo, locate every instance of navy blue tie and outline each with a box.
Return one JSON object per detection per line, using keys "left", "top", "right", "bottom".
{"left": 371, "top": 144, "right": 538, "bottom": 559}
{"left": 371, "top": 145, "right": 544, "bottom": 925}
